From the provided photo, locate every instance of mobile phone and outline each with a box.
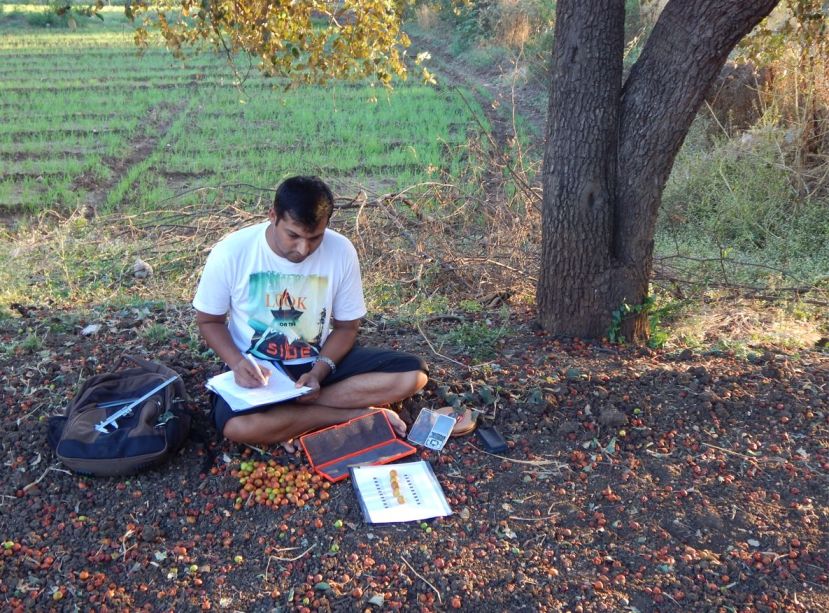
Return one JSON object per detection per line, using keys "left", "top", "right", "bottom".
{"left": 476, "top": 425, "right": 507, "bottom": 453}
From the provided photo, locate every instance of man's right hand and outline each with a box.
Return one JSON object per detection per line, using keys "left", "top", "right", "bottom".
{"left": 232, "top": 356, "right": 270, "bottom": 388}
{"left": 197, "top": 311, "right": 269, "bottom": 388}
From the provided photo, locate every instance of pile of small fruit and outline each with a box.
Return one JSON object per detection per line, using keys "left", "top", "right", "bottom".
{"left": 230, "top": 460, "right": 331, "bottom": 511}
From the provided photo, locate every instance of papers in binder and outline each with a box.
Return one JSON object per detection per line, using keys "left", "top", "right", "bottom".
{"left": 206, "top": 359, "right": 311, "bottom": 412}
{"left": 349, "top": 461, "right": 452, "bottom": 523}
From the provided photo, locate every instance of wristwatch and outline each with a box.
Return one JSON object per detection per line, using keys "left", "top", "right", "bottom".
{"left": 315, "top": 355, "right": 337, "bottom": 376}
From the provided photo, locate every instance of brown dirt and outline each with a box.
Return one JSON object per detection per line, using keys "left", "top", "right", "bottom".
{"left": 2, "top": 127, "right": 129, "bottom": 139}
{"left": 0, "top": 148, "right": 107, "bottom": 162}
{"left": 0, "top": 304, "right": 827, "bottom": 611}
{"left": 72, "top": 102, "right": 187, "bottom": 214}
{"left": 0, "top": 171, "right": 69, "bottom": 183}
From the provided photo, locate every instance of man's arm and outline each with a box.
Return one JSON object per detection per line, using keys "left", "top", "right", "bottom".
{"left": 294, "top": 317, "right": 360, "bottom": 402}
{"left": 195, "top": 310, "right": 267, "bottom": 388}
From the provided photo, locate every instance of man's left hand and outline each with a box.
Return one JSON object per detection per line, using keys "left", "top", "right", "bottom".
{"left": 295, "top": 372, "right": 321, "bottom": 404}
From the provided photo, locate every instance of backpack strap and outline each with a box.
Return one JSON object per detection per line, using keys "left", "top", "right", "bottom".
{"left": 117, "top": 354, "right": 165, "bottom": 373}
{"left": 116, "top": 355, "right": 190, "bottom": 402}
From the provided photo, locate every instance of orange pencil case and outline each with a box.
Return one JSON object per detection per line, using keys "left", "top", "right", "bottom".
{"left": 299, "top": 411, "right": 416, "bottom": 482}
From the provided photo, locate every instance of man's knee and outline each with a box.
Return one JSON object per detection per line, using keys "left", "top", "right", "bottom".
{"left": 398, "top": 369, "right": 428, "bottom": 396}
{"left": 223, "top": 411, "right": 293, "bottom": 444}
{"left": 223, "top": 416, "right": 262, "bottom": 444}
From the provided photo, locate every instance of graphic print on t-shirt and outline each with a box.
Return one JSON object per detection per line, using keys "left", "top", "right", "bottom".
{"left": 245, "top": 272, "right": 329, "bottom": 364}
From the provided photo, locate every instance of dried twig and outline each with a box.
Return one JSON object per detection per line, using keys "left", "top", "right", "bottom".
{"left": 262, "top": 547, "right": 303, "bottom": 582}
{"left": 702, "top": 442, "right": 760, "bottom": 463}
{"left": 461, "top": 257, "right": 537, "bottom": 282}
{"left": 464, "top": 442, "right": 563, "bottom": 466}
{"left": 267, "top": 544, "right": 315, "bottom": 562}
{"left": 415, "top": 321, "right": 469, "bottom": 369}
{"left": 17, "top": 403, "right": 45, "bottom": 426}
{"left": 655, "top": 253, "right": 808, "bottom": 280}
{"left": 508, "top": 515, "right": 559, "bottom": 522}
{"left": 22, "top": 465, "right": 71, "bottom": 492}
{"left": 401, "top": 555, "right": 442, "bottom": 605}
{"left": 423, "top": 314, "right": 465, "bottom": 324}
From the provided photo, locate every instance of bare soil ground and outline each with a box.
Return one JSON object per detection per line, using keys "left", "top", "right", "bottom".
{"left": 0, "top": 303, "right": 828, "bottom": 612}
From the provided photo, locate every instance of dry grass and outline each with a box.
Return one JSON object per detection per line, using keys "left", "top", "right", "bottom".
{"left": 333, "top": 178, "right": 540, "bottom": 312}
{"left": 0, "top": 196, "right": 271, "bottom": 308}
{"left": 639, "top": 0, "right": 667, "bottom": 27}
{"left": 758, "top": 51, "right": 829, "bottom": 197}
{"left": 0, "top": 162, "right": 542, "bottom": 318}
{"left": 666, "top": 296, "right": 825, "bottom": 352}
{"left": 3, "top": 180, "right": 825, "bottom": 354}
{"left": 415, "top": 4, "right": 438, "bottom": 31}
{"left": 494, "top": 0, "right": 532, "bottom": 50}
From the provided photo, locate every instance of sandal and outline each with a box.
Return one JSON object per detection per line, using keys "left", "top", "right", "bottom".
{"left": 434, "top": 406, "right": 477, "bottom": 437}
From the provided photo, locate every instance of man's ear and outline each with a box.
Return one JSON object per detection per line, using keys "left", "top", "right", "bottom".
{"left": 268, "top": 208, "right": 277, "bottom": 224}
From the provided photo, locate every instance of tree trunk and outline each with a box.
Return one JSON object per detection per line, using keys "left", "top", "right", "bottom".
{"left": 537, "top": 0, "right": 780, "bottom": 342}
{"left": 537, "top": 0, "right": 625, "bottom": 339}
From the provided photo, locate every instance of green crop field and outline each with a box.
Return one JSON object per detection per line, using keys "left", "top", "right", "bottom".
{"left": 0, "top": 4, "right": 488, "bottom": 217}
{"left": 0, "top": 4, "right": 506, "bottom": 312}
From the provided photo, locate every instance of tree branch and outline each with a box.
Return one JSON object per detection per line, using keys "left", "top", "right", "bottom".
{"left": 616, "top": 0, "right": 780, "bottom": 261}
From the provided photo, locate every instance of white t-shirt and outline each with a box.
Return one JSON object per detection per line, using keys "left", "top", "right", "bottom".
{"left": 193, "top": 221, "right": 366, "bottom": 364}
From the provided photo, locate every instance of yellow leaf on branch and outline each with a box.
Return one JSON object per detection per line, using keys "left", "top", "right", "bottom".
{"left": 130, "top": 0, "right": 411, "bottom": 86}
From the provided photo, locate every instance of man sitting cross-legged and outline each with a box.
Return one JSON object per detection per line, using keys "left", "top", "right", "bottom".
{"left": 193, "top": 175, "right": 428, "bottom": 448}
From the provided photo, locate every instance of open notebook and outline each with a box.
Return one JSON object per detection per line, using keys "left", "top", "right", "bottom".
{"left": 206, "top": 359, "right": 311, "bottom": 412}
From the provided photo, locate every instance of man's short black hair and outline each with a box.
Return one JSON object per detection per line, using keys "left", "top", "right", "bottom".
{"left": 273, "top": 176, "right": 334, "bottom": 229}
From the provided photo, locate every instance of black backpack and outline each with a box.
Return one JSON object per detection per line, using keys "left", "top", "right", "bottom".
{"left": 48, "top": 355, "right": 191, "bottom": 476}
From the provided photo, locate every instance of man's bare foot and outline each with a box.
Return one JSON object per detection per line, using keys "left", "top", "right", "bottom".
{"left": 377, "top": 408, "right": 407, "bottom": 437}
{"left": 280, "top": 439, "right": 297, "bottom": 454}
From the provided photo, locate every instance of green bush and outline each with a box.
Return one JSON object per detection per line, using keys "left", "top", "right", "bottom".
{"left": 26, "top": 4, "right": 94, "bottom": 29}
{"left": 26, "top": 10, "right": 69, "bottom": 28}
{"left": 435, "top": 0, "right": 555, "bottom": 51}
{"left": 659, "top": 121, "right": 829, "bottom": 285}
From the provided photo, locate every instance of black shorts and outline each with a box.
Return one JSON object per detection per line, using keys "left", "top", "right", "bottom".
{"left": 211, "top": 346, "right": 427, "bottom": 436}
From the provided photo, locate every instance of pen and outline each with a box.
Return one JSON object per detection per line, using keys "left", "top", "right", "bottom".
{"left": 245, "top": 354, "right": 268, "bottom": 386}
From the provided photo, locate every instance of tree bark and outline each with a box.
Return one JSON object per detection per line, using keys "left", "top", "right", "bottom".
{"left": 537, "top": 0, "right": 625, "bottom": 338}
{"left": 537, "top": 0, "right": 780, "bottom": 341}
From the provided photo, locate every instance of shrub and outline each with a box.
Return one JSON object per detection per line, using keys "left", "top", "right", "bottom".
{"left": 480, "top": 0, "right": 554, "bottom": 49}
{"left": 27, "top": 11, "right": 68, "bottom": 28}
{"left": 737, "top": 1, "right": 829, "bottom": 172}
{"left": 491, "top": 0, "right": 532, "bottom": 49}
{"left": 659, "top": 119, "right": 829, "bottom": 285}
{"left": 415, "top": 3, "right": 438, "bottom": 29}
{"left": 26, "top": 3, "right": 95, "bottom": 29}
{"left": 440, "top": 315, "right": 511, "bottom": 361}
{"left": 662, "top": 2, "right": 829, "bottom": 287}
{"left": 432, "top": 0, "right": 554, "bottom": 51}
